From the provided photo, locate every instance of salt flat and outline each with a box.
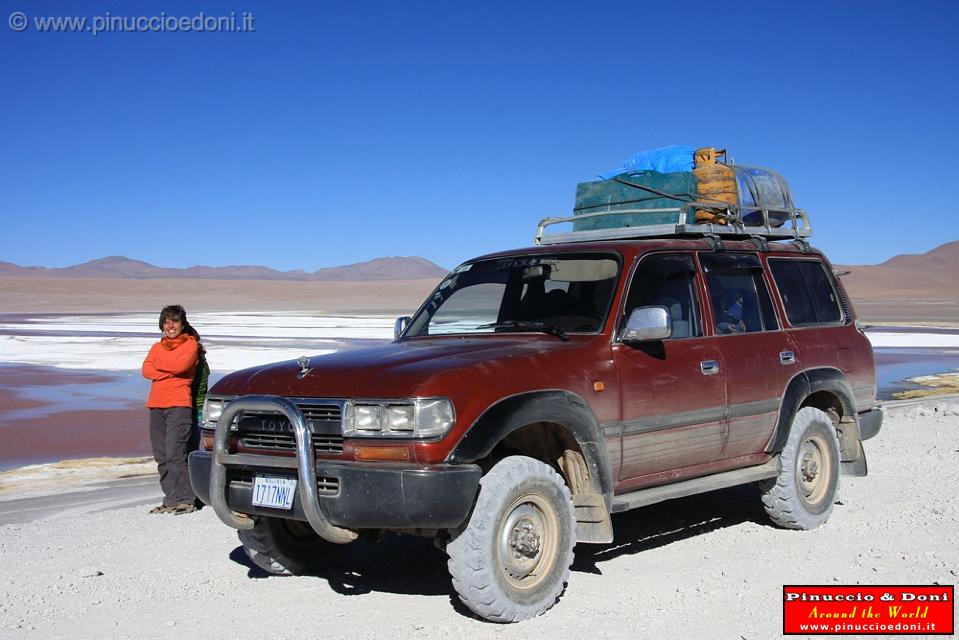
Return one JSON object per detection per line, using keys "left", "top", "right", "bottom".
{"left": 3, "top": 312, "right": 959, "bottom": 374}
{"left": 0, "top": 313, "right": 394, "bottom": 372}
{"left": 861, "top": 331, "right": 959, "bottom": 348}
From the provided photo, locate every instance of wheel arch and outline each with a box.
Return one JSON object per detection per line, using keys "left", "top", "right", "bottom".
{"left": 768, "top": 368, "right": 857, "bottom": 456}
{"left": 447, "top": 390, "right": 614, "bottom": 508}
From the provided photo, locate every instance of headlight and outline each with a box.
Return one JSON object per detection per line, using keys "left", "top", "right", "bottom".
{"left": 388, "top": 405, "right": 415, "bottom": 432}
{"left": 414, "top": 398, "right": 455, "bottom": 436}
{"left": 202, "top": 397, "right": 237, "bottom": 430}
{"left": 343, "top": 398, "right": 454, "bottom": 438}
{"left": 354, "top": 404, "right": 386, "bottom": 432}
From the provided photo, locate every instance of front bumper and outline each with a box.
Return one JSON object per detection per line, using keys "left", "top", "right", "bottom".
{"left": 190, "top": 395, "right": 480, "bottom": 537}
{"left": 189, "top": 450, "right": 480, "bottom": 529}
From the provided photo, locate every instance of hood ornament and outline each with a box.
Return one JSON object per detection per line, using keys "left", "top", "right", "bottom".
{"left": 296, "top": 355, "right": 312, "bottom": 379}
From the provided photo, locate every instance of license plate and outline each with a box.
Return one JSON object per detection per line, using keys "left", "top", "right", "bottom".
{"left": 251, "top": 475, "right": 297, "bottom": 510}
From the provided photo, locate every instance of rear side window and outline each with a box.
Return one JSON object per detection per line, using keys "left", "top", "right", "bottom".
{"left": 700, "top": 253, "right": 779, "bottom": 334}
{"left": 769, "top": 259, "right": 843, "bottom": 326}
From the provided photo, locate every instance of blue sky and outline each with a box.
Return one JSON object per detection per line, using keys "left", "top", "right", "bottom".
{"left": 2, "top": 1, "right": 957, "bottom": 271}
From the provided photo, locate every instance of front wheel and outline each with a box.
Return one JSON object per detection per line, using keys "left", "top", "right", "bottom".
{"left": 238, "top": 516, "right": 339, "bottom": 575}
{"left": 446, "top": 456, "right": 575, "bottom": 622}
{"left": 761, "top": 407, "right": 840, "bottom": 530}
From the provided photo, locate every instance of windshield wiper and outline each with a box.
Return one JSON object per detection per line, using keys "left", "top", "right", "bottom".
{"left": 475, "top": 320, "right": 569, "bottom": 341}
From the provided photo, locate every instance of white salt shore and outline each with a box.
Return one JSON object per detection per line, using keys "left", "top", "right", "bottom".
{"left": 0, "top": 313, "right": 394, "bottom": 372}
{"left": 2, "top": 312, "right": 958, "bottom": 373}
{"left": 862, "top": 331, "right": 959, "bottom": 348}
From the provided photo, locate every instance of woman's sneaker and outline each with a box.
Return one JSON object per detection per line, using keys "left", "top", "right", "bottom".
{"left": 171, "top": 503, "right": 198, "bottom": 515}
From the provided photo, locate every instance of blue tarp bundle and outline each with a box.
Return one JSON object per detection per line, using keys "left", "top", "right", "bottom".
{"left": 599, "top": 145, "right": 695, "bottom": 179}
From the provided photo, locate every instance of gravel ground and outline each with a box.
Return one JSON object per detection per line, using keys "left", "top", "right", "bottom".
{"left": 1, "top": 402, "right": 957, "bottom": 639}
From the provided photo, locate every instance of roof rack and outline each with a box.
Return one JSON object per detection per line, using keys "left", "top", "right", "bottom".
{"left": 534, "top": 203, "right": 812, "bottom": 246}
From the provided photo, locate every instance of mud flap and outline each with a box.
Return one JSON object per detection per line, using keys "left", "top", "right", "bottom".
{"left": 573, "top": 492, "right": 613, "bottom": 544}
{"left": 840, "top": 440, "right": 868, "bottom": 477}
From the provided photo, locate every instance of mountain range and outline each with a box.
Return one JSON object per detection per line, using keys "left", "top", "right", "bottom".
{"left": 836, "top": 240, "right": 958, "bottom": 301}
{"left": 0, "top": 255, "right": 448, "bottom": 282}
{"left": 0, "top": 241, "right": 955, "bottom": 299}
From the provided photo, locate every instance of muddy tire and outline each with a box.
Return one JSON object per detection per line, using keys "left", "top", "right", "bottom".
{"left": 761, "top": 407, "right": 840, "bottom": 530}
{"left": 238, "top": 517, "right": 336, "bottom": 575}
{"left": 446, "top": 456, "right": 575, "bottom": 622}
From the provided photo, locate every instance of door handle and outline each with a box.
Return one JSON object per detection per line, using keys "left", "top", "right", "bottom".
{"left": 780, "top": 350, "right": 796, "bottom": 365}
{"left": 700, "top": 360, "right": 720, "bottom": 376}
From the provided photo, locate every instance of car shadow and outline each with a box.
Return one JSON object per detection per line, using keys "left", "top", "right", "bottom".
{"left": 229, "top": 533, "right": 453, "bottom": 597}
{"left": 227, "top": 483, "right": 774, "bottom": 606}
{"left": 571, "top": 483, "right": 773, "bottom": 575}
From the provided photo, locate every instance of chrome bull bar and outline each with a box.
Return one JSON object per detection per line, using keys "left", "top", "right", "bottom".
{"left": 210, "top": 395, "right": 357, "bottom": 544}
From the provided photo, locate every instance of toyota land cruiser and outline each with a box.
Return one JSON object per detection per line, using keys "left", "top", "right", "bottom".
{"left": 189, "top": 209, "right": 882, "bottom": 622}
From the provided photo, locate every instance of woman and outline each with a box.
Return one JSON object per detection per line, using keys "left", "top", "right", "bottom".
{"left": 142, "top": 305, "right": 201, "bottom": 515}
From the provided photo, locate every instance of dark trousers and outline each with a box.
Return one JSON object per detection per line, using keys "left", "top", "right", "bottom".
{"left": 149, "top": 407, "right": 196, "bottom": 507}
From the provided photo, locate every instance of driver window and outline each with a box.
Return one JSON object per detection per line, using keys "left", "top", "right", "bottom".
{"left": 624, "top": 254, "right": 701, "bottom": 339}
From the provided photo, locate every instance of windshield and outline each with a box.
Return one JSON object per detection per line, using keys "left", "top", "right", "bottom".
{"left": 406, "top": 253, "right": 620, "bottom": 337}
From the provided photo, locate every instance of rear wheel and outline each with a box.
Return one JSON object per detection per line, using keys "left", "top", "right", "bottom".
{"left": 238, "top": 517, "right": 337, "bottom": 575}
{"left": 761, "top": 407, "right": 840, "bottom": 530}
{"left": 447, "top": 456, "right": 575, "bottom": 622}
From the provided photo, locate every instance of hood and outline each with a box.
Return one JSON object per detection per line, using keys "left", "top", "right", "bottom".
{"left": 210, "top": 336, "right": 591, "bottom": 399}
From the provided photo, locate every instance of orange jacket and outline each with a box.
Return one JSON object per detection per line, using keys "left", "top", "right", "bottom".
{"left": 142, "top": 335, "right": 199, "bottom": 408}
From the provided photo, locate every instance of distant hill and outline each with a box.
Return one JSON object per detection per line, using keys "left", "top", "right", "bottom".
{"left": 836, "top": 240, "right": 959, "bottom": 301}
{"left": 311, "top": 256, "right": 449, "bottom": 281}
{"left": 2, "top": 242, "right": 955, "bottom": 298}
{"left": 0, "top": 255, "right": 449, "bottom": 282}
{"left": 879, "top": 240, "right": 959, "bottom": 277}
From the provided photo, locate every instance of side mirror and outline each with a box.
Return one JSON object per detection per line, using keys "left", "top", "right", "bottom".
{"left": 620, "top": 306, "right": 671, "bottom": 343}
{"left": 394, "top": 316, "right": 411, "bottom": 340}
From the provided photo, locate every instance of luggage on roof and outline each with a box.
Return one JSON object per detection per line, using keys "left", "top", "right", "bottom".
{"left": 598, "top": 145, "right": 696, "bottom": 178}
{"left": 573, "top": 146, "right": 797, "bottom": 231}
{"left": 535, "top": 145, "right": 811, "bottom": 245}
{"left": 573, "top": 170, "right": 698, "bottom": 231}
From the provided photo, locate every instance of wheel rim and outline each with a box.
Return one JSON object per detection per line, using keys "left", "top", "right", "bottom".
{"left": 497, "top": 493, "right": 559, "bottom": 591}
{"left": 796, "top": 433, "right": 832, "bottom": 507}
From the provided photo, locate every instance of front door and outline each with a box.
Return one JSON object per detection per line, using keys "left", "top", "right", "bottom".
{"left": 612, "top": 253, "right": 726, "bottom": 490}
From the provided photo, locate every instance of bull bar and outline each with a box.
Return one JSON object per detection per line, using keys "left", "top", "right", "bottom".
{"left": 209, "top": 395, "right": 358, "bottom": 544}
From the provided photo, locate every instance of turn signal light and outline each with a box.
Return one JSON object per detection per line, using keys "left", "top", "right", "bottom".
{"left": 353, "top": 445, "right": 411, "bottom": 462}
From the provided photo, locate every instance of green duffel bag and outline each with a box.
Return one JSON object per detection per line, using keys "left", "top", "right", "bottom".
{"left": 573, "top": 170, "right": 698, "bottom": 230}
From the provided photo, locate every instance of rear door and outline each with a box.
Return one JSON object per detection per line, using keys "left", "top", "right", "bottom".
{"left": 612, "top": 253, "right": 726, "bottom": 488}
{"left": 700, "top": 252, "right": 794, "bottom": 462}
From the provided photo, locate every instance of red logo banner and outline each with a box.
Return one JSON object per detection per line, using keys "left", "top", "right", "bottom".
{"left": 783, "top": 585, "right": 954, "bottom": 635}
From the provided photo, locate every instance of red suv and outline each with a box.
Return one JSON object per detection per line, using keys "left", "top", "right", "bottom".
{"left": 190, "top": 219, "right": 881, "bottom": 622}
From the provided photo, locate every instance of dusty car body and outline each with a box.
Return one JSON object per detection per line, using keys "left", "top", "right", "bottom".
{"left": 190, "top": 217, "right": 881, "bottom": 622}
